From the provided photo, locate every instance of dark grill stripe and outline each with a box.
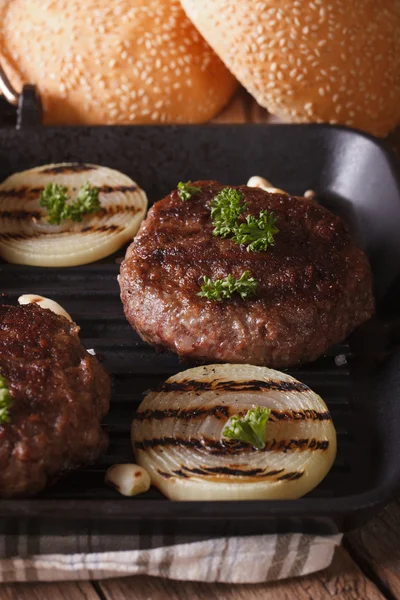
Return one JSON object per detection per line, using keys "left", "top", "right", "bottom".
{"left": 185, "top": 465, "right": 266, "bottom": 477}
{"left": 157, "top": 463, "right": 304, "bottom": 481}
{"left": 0, "top": 205, "right": 139, "bottom": 221}
{"left": 267, "top": 438, "right": 329, "bottom": 452}
{"left": 157, "top": 470, "right": 173, "bottom": 479}
{"left": 0, "top": 187, "right": 43, "bottom": 199}
{"left": 102, "top": 204, "right": 141, "bottom": 215}
{"left": 134, "top": 405, "right": 230, "bottom": 421}
{"left": 172, "top": 469, "right": 189, "bottom": 478}
{"left": 158, "top": 378, "right": 310, "bottom": 394}
{"left": 80, "top": 224, "right": 123, "bottom": 234}
{"left": 277, "top": 471, "right": 305, "bottom": 481}
{"left": 134, "top": 407, "right": 331, "bottom": 423}
{"left": 0, "top": 232, "right": 41, "bottom": 241}
{"left": 181, "top": 465, "right": 303, "bottom": 479}
{"left": 182, "top": 465, "right": 289, "bottom": 478}
{"left": 270, "top": 409, "right": 332, "bottom": 422}
{"left": 134, "top": 436, "right": 329, "bottom": 454}
{"left": 39, "top": 163, "right": 93, "bottom": 174}
{"left": 0, "top": 184, "right": 137, "bottom": 202}
{"left": 136, "top": 437, "right": 204, "bottom": 450}
{"left": 0, "top": 210, "right": 41, "bottom": 220}
{"left": 0, "top": 224, "right": 123, "bottom": 241}
{"left": 100, "top": 185, "right": 137, "bottom": 193}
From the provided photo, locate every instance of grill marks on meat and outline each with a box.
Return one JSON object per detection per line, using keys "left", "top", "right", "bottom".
{"left": 119, "top": 180, "right": 374, "bottom": 367}
{"left": 0, "top": 303, "right": 110, "bottom": 498}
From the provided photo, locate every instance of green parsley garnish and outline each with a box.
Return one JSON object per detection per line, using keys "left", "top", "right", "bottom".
{"left": 40, "top": 182, "right": 101, "bottom": 225}
{"left": 177, "top": 181, "right": 201, "bottom": 201}
{"left": 210, "top": 187, "right": 279, "bottom": 251}
{"left": 198, "top": 271, "right": 258, "bottom": 302}
{"left": 223, "top": 406, "right": 271, "bottom": 450}
{"left": 0, "top": 374, "right": 12, "bottom": 425}
{"left": 39, "top": 183, "right": 69, "bottom": 224}
{"left": 210, "top": 188, "right": 246, "bottom": 238}
{"left": 231, "top": 210, "right": 279, "bottom": 252}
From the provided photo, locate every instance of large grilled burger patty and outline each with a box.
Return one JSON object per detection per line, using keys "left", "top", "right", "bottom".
{"left": 119, "top": 181, "right": 374, "bottom": 368}
{"left": 0, "top": 303, "right": 110, "bottom": 497}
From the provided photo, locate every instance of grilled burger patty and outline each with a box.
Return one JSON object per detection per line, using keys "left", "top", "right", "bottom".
{"left": 119, "top": 181, "right": 374, "bottom": 367}
{"left": 0, "top": 303, "right": 110, "bottom": 497}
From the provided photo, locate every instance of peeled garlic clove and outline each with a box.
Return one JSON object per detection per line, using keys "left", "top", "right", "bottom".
{"left": 105, "top": 464, "right": 151, "bottom": 497}
{"left": 247, "top": 175, "right": 287, "bottom": 194}
{"left": 18, "top": 294, "right": 73, "bottom": 322}
{"left": 304, "top": 189, "right": 317, "bottom": 200}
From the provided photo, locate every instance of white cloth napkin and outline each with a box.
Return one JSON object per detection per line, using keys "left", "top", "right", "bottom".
{"left": 0, "top": 532, "right": 342, "bottom": 583}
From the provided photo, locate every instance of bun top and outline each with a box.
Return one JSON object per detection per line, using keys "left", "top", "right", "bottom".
{"left": 0, "top": 0, "right": 237, "bottom": 125}
{"left": 180, "top": 0, "right": 400, "bottom": 136}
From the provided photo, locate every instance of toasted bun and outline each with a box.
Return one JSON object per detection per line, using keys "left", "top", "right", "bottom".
{"left": 0, "top": 0, "right": 236, "bottom": 125}
{"left": 180, "top": 0, "right": 400, "bottom": 136}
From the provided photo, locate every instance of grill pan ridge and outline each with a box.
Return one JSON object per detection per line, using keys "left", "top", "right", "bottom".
{"left": 1, "top": 124, "right": 400, "bottom": 536}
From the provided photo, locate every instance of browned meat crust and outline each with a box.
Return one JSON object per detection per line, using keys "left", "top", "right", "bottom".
{"left": 0, "top": 303, "right": 110, "bottom": 497}
{"left": 119, "top": 181, "right": 374, "bottom": 367}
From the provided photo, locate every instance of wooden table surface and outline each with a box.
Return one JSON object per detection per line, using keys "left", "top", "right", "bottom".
{"left": 1, "top": 89, "right": 399, "bottom": 600}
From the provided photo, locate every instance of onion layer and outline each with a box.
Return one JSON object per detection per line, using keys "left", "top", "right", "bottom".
{"left": 0, "top": 163, "right": 147, "bottom": 267}
{"left": 131, "top": 364, "right": 337, "bottom": 501}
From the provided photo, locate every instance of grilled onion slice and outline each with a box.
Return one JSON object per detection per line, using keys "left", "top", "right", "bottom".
{"left": 0, "top": 163, "right": 147, "bottom": 267}
{"left": 132, "top": 364, "right": 336, "bottom": 501}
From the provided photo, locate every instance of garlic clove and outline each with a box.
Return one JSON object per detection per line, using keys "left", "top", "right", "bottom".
{"left": 105, "top": 463, "right": 151, "bottom": 497}
{"left": 18, "top": 294, "right": 73, "bottom": 322}
{"left": 247, "top": 175, "right": 287, "bottom": 194}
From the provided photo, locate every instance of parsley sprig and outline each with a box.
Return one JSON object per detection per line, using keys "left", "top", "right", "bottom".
{"left": 0, "top": 374, "right": 12, "bottom": 425}
{"left": 223, "top": 406, "right": 271, "bottom": 450}
{"left": 210, "top": 187, "right": 279, "bottom": 252}
{"left": 198, "top": 271, "right": 258, "bottom": 302}
{"left": 210, "top": 188, "right": 246, "bottom": 237}
{"left": 40, "top": 182, "right": 101, "bottom": 225}
{"left": 231, "top": 210, "right": 279, "bottom": 252}
{"left": 177, "top": 181, "right": 201, "bottom": 201}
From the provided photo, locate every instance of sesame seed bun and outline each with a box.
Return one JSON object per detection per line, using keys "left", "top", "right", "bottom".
{"left": 0, "top": 0, "right": 237, "bottom": 125}
{"left": 180, "top": 0, "right": 400, "bottom": 137}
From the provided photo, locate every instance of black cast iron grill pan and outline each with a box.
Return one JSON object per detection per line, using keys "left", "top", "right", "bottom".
{"left": 0, "top": 121, "right": 400, "bottom": 537}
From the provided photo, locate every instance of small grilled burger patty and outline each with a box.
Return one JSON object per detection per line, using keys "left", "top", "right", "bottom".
{"left": 0, "top": 303, "right": 110, "bottom": 497}
{"left": 119, "top": 181, "right": 374, "bottom": 367}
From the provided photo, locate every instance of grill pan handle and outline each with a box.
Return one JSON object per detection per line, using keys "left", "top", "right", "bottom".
{"left": 0, "top": 62, "right": 42, "bottom": 129}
